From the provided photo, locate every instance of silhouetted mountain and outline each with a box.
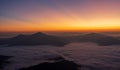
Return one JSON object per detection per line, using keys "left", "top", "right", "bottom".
{"left": 0, "top": 38, "right": 10, "bottom": 45}
{"left": 116, "top": 36, "right": 120, "bottom": 40}
{"left": 20, "top": 56, "right": 80, "bottom": 70}
{"left": 0, "top": 32, "right": 66, "bottom": 46}
{"left": 32, "top": 32, "right": 48, "bottom": 36}
{"left": 0, "top": 32, "right": 120, "bottom": 46}
{"left": 62, "top": 33, "right": 120, "bottom": 46}
{"left": 76, "top": 33, "right": 120, "bottom": 46}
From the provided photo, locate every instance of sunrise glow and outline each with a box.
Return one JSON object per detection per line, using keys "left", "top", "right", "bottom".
{"left": 0, "top": 0, "right": 120, "bottom": 32}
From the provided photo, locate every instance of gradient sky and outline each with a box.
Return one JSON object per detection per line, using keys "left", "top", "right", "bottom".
{"left": 0, "top": 0, "right": 120, "bottom": 32}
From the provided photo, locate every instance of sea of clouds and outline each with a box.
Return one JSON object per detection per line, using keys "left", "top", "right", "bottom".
{"left": 0, "top": 42, "right": 120, "bottom": 70}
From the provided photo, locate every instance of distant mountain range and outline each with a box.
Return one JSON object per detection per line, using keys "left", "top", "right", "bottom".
{"left": 0, "top": 32, "right": 120, "bottom": 46}
{"left": 0, "top": 32, "right": 66, "bottom": 46}
{"left": 65, "top": 33, "right": 120, "bottom": 46}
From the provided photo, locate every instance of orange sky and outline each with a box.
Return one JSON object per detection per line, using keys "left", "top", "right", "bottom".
{"left": 0, "top": 0, "right": 120, "bottom": 32}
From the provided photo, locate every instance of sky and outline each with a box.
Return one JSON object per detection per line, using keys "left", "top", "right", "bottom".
{"left": 0, "top": 0, "right": 120, "bottom": 32}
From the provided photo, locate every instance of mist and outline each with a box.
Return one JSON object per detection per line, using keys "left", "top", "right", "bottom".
{"left": 0, "top": 42, "right": 120, "bottom": 70}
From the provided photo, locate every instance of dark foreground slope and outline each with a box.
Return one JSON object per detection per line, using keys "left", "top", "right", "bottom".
{"left": 0, "top": 55, "right": 12, "bottom": 69}
{"left": 20, "top": 57, "right": 80, "bottom": 70}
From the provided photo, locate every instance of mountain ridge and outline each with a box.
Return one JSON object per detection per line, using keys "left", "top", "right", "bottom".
{"left": 0, "top": 32, "right": 66, "bottom": 46}
{"left": 0, "top": 32, "right": 120, "bottom": 46}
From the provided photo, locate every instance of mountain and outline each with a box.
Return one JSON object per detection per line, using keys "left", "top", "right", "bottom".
{"left": 0, "top": 32, "right": 120, "bottom": 46}
{"left": 76, "top": 33, "right": 120, "bottom": 46}
{"left": 0, "top": 32, "right": 66, "bottom": 46}
{"left": 0, "top": 38, "right": 10, "bottom": 45}
{"left": 62, "top": 33, "right": 120, "bottom": 46}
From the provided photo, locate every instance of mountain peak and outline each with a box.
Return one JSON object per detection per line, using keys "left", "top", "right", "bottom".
{"left": 32, "top": 32, "right": 47, "bottom": 36}
{"left": 86, "top": 33, "right": 105, "bottom": 37}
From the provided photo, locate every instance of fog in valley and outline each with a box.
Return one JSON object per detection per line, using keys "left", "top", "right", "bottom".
{"left": 0, "top": 42, "right": 120, "bottom": 70}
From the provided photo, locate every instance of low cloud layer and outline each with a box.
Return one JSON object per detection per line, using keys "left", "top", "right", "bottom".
{"left": 0, "top": 42, "right": 120, "bottom": 70}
